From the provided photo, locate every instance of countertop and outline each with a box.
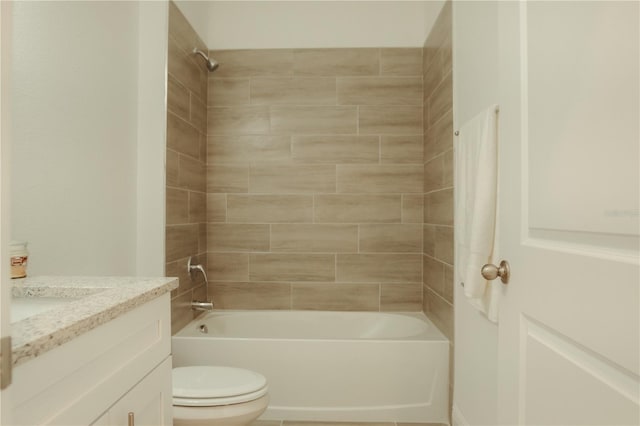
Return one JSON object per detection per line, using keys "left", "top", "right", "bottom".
{"left": 10, "top": 276, "right": 178, "bottom": 367}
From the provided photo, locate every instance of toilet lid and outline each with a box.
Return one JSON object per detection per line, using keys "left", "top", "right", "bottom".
{"left": 173, "top": 366, "right": 268, "bottom": 407}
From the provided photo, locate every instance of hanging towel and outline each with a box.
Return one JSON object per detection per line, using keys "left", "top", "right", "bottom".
{"left": 455, "top": 105, "right": 500, "bottom": 322}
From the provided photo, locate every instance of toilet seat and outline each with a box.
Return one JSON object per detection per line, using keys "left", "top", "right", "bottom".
{"left": 173, "top": 366, "right": 268, "bottom": 407}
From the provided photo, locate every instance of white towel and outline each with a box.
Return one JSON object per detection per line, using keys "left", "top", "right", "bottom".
{"left": 455, "top": 105, "right": 500, "bottom": 322}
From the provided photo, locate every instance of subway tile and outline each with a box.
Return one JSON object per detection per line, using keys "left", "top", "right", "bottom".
{"left": 189, "top": 93, "right": 207, "bottom": 133}
{"left": 425, "top": 188, "right": 453, "bottom": 226}
{"left": 435, "top": 226, "right": 454, "bottom": 265}
{"left": 271, "top": 224, "right": 358, "bottom": 253}
{"left": 380, "top": 135, "right": 423, "bottom": 164}
{"left": 208, "top": 78, "right": 250, "bottom": 106}
{"left": 359, "top": 106, "right": 422, "bottom": 135}
{"left": 210, "top": 49, "right": 294, "bottom": 78}
{"left": 444, "top": 263, "right": 454, "bottom": 304}
{"left": 166, "top": 149, "right": 179, "bottom": 187}
{"left": 424, "top": 255, "right": 445, "bottom": 296}
{"left": 314, "top": 194, "right": 401, "bottom": 223}
{"left": 208, "top": 106, "right": 270, "bottom": 135}
{"left": 293, "top": 48, "right": 379, "bottom": 76}
{"left": 425, "top": 287, "right": 453, "bottom": 340}
{"left": 188, "top": 191, "right": 206, "bottom": 223}
{"left": 249, "top": 165, "right": 335, "bottom": 193}
{"left": 207, "top": 135, "right": 291, "bottom": 164}
{"left": 402, "top": 194, "right": 423, "bottom": 224}
{"left": 165, "top": 224, "right": 199, "bottom": 262}
{"left": 428, "top": 72, "right": 452, "bottom": 127}
{"left": 291, "top": 283, "right": 379, "bottom": 311}
{"left": 424, "top": 109, "right": 453, "bottom": 161}
{"left": 250, "top": 254, "right": 335, "bottom": 282}
{"left": 336, "top": 165, "right": 423, "bottom": 193}
{"left": 337, "top": 77, "right": 422, "bottom": 106}
{"left": 443, "top": 148, "right": 453, "bottom": 187}
{"left": 178, "top": 155, "right": 205, "bottom": 192}
{"left": 423, "top": 225, "right": 436, "bottom": 257}
{"left": 206, "top": 165, "right": 248, "bottom": 193}
{"left": 424, "top": 155, "right": 444, "bottom": 193}
{"left": 380, "top": 48, "right": 423, "bottom": 76}
{"left": 166, "top": 188, "right": 189, "bottom": 225}
{"left": 206, "top": 193, "right": 226, "bottom": 222}
{"left": 207, "top": 252, "right": 249, "bottom": 282}
{"left": 251, "top": 78, "right": 336, "bottom": 105}
{"left": 358, "top": 224, "right": 422, "bottom": 253}
{"left": 292, "top": 135, "right": 379, "bottom": 164}
{"left": 208, "top": 224, "right": 270, "bottom": 252}
{"left": 336, "top": 254, "right": 422, "bottom": 282}
{"left": 270, "top": 106, "right": 358, "bottom": 134}
{"left": 380, "top": 283, "right": 422, "bottom": 311}
{"left": 168, "top": 36, "right": 202, "bottom": 95}
{"left": 227, "top": 194, "right": 313, "bottom": 223}
{"left": 167, "top": 112, "right": 200, "bottom": 159}
{"left": 211, "top": 282, "right": 291, "bottom": 309}
{"left": 167, "top": 74, "right": 190, "bottom": 120}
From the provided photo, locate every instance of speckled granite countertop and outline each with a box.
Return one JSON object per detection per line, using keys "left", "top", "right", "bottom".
{"left": 10, "top": 276, "right": 178, "bottom": 367}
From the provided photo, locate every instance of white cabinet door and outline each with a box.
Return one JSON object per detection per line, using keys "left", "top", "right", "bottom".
{"left": 108, "top": 357, "right": 173, "bottom": 426}
{"left": 497, "top": 1, "right": 639, "bottom": 425}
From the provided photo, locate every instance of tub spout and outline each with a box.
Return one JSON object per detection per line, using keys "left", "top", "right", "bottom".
{"left": 191, "top": 300, "right": 214, "bottom": 311}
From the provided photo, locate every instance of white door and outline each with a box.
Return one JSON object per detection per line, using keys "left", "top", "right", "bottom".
{"left": 497, "top": 1, "right": 639, "bottom": 425}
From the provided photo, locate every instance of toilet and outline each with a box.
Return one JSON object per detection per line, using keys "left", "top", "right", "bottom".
{"left": 172, "top": 366, "right": 269, "bottom": 426}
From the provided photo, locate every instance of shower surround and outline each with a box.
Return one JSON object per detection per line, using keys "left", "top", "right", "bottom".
{"left": 206, "top": 47, "right": 425, "bottom": 311}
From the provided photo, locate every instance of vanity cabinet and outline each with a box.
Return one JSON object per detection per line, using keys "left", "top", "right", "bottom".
{"left": 11, "top": 294, "right": 173, "bottom": 425}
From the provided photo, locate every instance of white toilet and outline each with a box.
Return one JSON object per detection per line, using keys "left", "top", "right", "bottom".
{"left": 172, "top": 366, "right": 269, "bottom": 426}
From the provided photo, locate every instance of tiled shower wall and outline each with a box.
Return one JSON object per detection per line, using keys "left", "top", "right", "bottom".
{"left": 422, "top": 1, "right": 454, "bottom": 402}
{"left": 166, "top": 2, "right": 209, "bottom": 333}
{"left": 206, "top": 48, "right": 425, "bottom": 311}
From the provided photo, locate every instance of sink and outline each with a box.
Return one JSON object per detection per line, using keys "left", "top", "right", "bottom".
{"left": 11, "top": 296, "right": 81, "bottom": 323}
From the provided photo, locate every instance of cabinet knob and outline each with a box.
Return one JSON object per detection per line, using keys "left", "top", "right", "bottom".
{"left": 128, "top": 412, "right": 135, "bottom": 426}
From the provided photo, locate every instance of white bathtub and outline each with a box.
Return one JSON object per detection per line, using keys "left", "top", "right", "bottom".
{"left": 172, "top": 310, "right": 449, "bottom": 423}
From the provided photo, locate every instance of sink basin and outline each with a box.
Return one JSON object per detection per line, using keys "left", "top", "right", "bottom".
{"left": 12, "top": 296, "right": 81, "bottom": 323}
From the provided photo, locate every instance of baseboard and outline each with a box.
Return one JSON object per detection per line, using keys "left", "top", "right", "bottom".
{"left": 452, "top": 404, "right": 469, "bottom": 426}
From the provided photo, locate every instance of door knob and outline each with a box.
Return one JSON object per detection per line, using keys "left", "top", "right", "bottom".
{"left": 481, "top": 260, "right": 510, "bottom": 284}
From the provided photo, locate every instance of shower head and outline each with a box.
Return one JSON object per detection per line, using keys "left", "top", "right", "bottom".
{"left": 192, "top": 48, "right": 219, "bottom": 72}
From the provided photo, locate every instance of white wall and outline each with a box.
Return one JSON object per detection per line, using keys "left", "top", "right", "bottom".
{"left": 173, "top": 0, "right": 209, "bottom": 46}
{"left": 452, "top": 1, "right": 500, "bottom": 425}
{"left": 11, "top": 1, "right": 167, "bottom": 276}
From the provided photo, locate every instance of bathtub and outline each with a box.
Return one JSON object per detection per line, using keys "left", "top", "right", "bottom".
{"left": 172, "top": 310, "right": 449, "bottom": 423}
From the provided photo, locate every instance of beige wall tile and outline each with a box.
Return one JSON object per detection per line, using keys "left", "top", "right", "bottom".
{"left": 380, "top": 135, "right": 423, "bottom": 164}
{"left": 292, "top": 135, "right": 379, "bottom": 164}
{"left": 380, "top": 283, "right": 422, "bottom": 311}
{"left": 425, "top": 287, "right": 453, "bottom": 340}
{"left": 444, "top": 264, "right": 454, "bottom": 304}
{"left": 211, "top": 282, "right": 291, "bottom": 309}
{"left": 208, "top": 224, "right": 270, "bottom": 252}
{"left": 166, "top": 224, "right": 199, "bottom": 262}
{"left": 402, "top": 194, "right": 423, "bottom": 223}
{"left": 251, "top": 78, "right": 336, "bottom": 105}
{"left": 168, "top": 37, "right": 202, "bottom": 96}
{"left": 428, "top": 72, "right": 452, "bottom": 127}
{"left": 207, "top": 252, "right": 249, "bottom": 282}
{"left": 440, "top": 32, "right": 453, "bottom": 76}
{"left": 314, "top": 194, "right": 401, "bottom": 223}
{"left": 166, "top": 258, "right": 194, "bottom": 295}
{"left": 249, "top": 165, "right": 336, "bottom": 193}
{"left": 167, "top": 112, "right": 200, "bottom": 159}
{"left": 424, "top": 255, "right": 445, "bottom": 296}
{"left": 227, "top": 194, "right": 313, "bottom": 223}
{"left": 336, "top": 254, "right": 422, "bottom": 282}
{"left": 380, "top": 48, "right": 423, "bottom": 76}
{"left": 210, "top": 49, "right": 294, "bottom": 78}
{"left": 271, "top": 106, "right": 357, "bottom": 134}
{"left": 171, "top": 290, "right": 196, "bottom": 335}
{"left": 271, "top": 224, "right": 358, "bottom": 253}
{"left": 424, "top": 60, "right": 443, "bottom": 102}
{"left": 424, "top": 155, "right": 444, "bottom": 193}
{"left": 359, "top": 106, "right": 422, "bottom": 135}
{"left": 178, "top": 155, "right": 206, "bottom": 192}
{"left": 208, "top": 106, "right": 270, "bottom": 135}
{"left": 337, "top": 77, "right": 422, "bottom": 106}
{"left": 168, "top": 74, "right": 190, "bottom": 120}
{"left": 207, "top": 135, "right": 291, "bottom": 165}
{"left": 167, "top": 188, "right": 189, "bottom": 225}
{"left": 198, "top": 222, "right": 207, "bottom": 254}
{"left": 425, "top": 188, "right": 453, "bottom": 226}
{"left": 250, "top": 254, "right": 336, "bottom": 282}
{"left": 423, "top": 225, "right": 436, "bottom": 257}
{"left": 293, "top": 48, "right": 379, "bottom": 76}
{"left": 291, "top": 283, "right": 379, "bottom": 311}
{"left": 169, "top": 2, "right": 197, "bottom": 53}
{"left": 425, "top": 109, "right": 453, "bottom": 162}
{"left": 206, "top": 193, "right": 226, "bottom": 222}
{"left": 435, "top": 226, "right": 454, "bottom": 265}
{"left": 188, "top": 191, "right": 206, "bottom": 223}
{"left": 199, "top": 133, "right": 207, "bottom": 163}
{"left": 337, "top": 165, "right": 423, "bottom": 193}
{"left": 206, "top": 165, "right": 248, "bottom": 193}
{"left": 166, "top": 149, "right": 179, "bottom": 187}
{"left": 443, "top": 148, "right": 453, "bottom": 187}
{"left": 189, "top": 93, "right": 207, "bottom": 133}
{"left": 208, "top": 78, "right": 250, "bottom": 106}
{"left": 359, "top": 224, "right": 422, "bottom": 253}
